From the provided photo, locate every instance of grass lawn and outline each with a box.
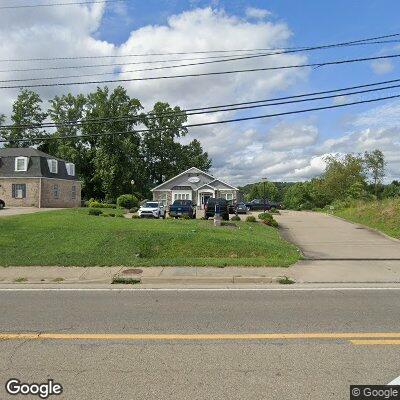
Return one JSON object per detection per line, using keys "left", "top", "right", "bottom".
{"left": 334, "top": 198, "right": 400, "bottom": 239}
{"left": 0, "top": 208, "right": 300, "bottom": 267}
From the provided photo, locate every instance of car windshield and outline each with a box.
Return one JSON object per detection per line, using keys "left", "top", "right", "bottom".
{"left": 173, "top": 200, "right": 191, "bottom": 205}
{"left": 144, "top": 202, "right": 159, "bottom": 208}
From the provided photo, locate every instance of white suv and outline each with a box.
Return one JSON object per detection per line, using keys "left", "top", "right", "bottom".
{"left": 138, "top": 201, "right": 166, "bottom": 219}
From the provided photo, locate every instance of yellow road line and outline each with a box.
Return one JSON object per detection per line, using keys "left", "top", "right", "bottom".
{"left": 351, "top": 340, "right": 400, "bottom": 345}
{"left": 1, "top": 333, "right": 400, "bottom": 341}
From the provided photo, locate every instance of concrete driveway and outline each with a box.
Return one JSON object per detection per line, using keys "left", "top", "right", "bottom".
{"left": 276, "top": 211, "right": 400, "bottom": 283}
{"left": 0, "top": 207, "right": 64, "bottom": 217}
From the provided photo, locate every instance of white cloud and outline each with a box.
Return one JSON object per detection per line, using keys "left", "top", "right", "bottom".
{"left": 245, "top": 7, "right": 272, "bottom": 20}
{"left": 371, "top": 59, "right": 394, "bottom": 75}
{"left": 268, "top": 122, "right": 318, "bottom": 150}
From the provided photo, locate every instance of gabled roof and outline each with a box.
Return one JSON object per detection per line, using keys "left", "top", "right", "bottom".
{"left": 151, "top": 167, "right": 215, "bottom": 191}
{"left": 207, "top": 178, "right": 239, "bottom": 191}
{"left": 197, "top": 183, "right": 216, "bottom": 191}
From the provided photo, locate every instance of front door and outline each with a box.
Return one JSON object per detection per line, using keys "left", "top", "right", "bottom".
{"left": 200, "top": 193, "right": 213, "bottom": 209}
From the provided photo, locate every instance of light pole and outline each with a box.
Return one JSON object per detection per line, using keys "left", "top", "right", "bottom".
{"left": 130, "top": 179, "right": 135, "bottom": 204}
{"left": 262, "top": 177, "right": 267, "bottom": 213}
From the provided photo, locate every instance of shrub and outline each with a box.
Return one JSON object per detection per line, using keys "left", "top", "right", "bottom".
{"left": 246, "top": 216, "right": 257, "bottom": 222}
{"left": 129, "top": 207, "right": 139, "bottom": 213}
{"left": 102, "top": 213, "right": 110, "bottom": 217}
{"left": 108, "top": 213, "right": 116, "bottom": 217}
{"left": 131, "top": 214, "right": 140, "bottom": 219}
{"left": 231, "top": 215, "right": 241, "bottom": 221}
{"left": 259, "top": 212, "right": 278, "bottom": 227}
{"left": 117, "top": 194, "right": 139, "bottom": 209}
{"left": 278, "top": 276, "right": 295, "bottom": 285}
{"left": 269, "top": 208, "right": 280, "bottom": 214}
{"left": 87, "top": 198, "right": 116, "bottom": 208}
{"left": 88, "top": 209, "right": 102, "bottom": 216}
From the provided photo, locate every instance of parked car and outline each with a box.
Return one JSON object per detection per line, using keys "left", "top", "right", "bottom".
{"left": 204, "top": 198, "right": 229, "bottom": 221}
{"left": 235, "top": 202, "right": 249, "bottom": 214}
{"left": 138, "top": 201, "right": 166, "bottom": 219}
{"left": 0, "top": 199, "right": 4, "bottom": 209}
{"left": 245, "top": 199, "right": 271, "bottom": 211}
{"left": 169, "top": 200, "right": 196, "bottom": 219}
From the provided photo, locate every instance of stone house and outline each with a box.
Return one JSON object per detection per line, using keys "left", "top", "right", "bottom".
{"left": 0, "top": 148, "right": 81, "bottom": 208}
{"left": 152, "top": 167, "right": 238, "bottom": 209}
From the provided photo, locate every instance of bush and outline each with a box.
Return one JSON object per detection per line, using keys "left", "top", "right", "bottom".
{"left": 258, "top": 212, "right": 278, "bottom": 227}
{"left": 102, "top": 213, "right": 110, "bottom": 217}
{"left": 88, "top": 209, "right": 102, "bottom": 216}
{"left": 231, "top": 215, "right": 241, "bottom": 221}
{"left": 269, "top": 208, "right": 280, "bottom": 214}
{"left": 117, "top": 194, "right": 139, "bottom": 209}
{"left": 129, "top": 207, "right": 138, "bottom": 213}
{"left": 87, "top": 198, "right": 116, "bottom": 208}
{"left": 108, "top": 213, "right": 116, "bottom": 217}
{"left": 131, "top": 214, "right": 140, "bottom": 219}
{"left": 246, "top": 216, "right": 257, "bottom": 222}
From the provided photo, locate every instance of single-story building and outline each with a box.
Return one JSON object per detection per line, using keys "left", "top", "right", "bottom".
{"left": 152, "top": 167, "right": 238, "bottom": 209}
{"left": 0, "top": 147, "right": 81, "bottom": 208}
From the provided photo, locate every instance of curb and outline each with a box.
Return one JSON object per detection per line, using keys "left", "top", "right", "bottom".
{"left": 138, "top": 276, "right": 281, "bottom": 285}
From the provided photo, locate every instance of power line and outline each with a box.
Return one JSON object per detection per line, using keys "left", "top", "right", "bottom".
{"left": 0, "top": 0, "right": 124, "bottom": 9}
{"left": 0, "top": 39, "right": 398, "bottom": 74}
{"left": 2, "top": 77, "right": 400, "bottom": 130}
{"left": 0, "top": 32, "right": 399, "bottom": 63}
{"left": 3, "top": 41, "right": 400, "bottom": 83}
{"left": 1, "top": 52, "right": 400, "bottom": 89}
{"left": 1, "top": 93, "right": 399, "bottom": 143}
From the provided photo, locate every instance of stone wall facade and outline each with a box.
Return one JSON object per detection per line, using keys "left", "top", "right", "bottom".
{"left": 0, "top": 178, "right": 40, "bottom": 207}
{"left": 0, "top": 177, "right": 81, "bottom": 208}
{"left": 153, "top": 190, "right": 172, "bottom": 206}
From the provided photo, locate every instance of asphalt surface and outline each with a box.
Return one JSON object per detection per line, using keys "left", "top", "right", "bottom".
{"left": 0, "top": 288, "right": 399, "bottom": 399}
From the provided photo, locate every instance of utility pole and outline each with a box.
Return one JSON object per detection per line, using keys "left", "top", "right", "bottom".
{"left": 262, "top": 177, "right": 267, "bottom": 213}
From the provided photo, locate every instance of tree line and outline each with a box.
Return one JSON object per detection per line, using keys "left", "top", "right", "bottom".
{"left": 241, "top": 150, "right": 399, "bottom": 210}
{"left": 0, "top": 88, "right": 211, "bottom": 202}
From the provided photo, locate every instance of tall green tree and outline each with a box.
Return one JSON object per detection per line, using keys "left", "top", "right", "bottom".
{"left": 2, "top": 89, "right": 47, "bottom": 147}
{"left": 364, "top": 149, "right": 386, "bottom": 198}
{"left": 142, "top": 102, "right": 188, "bottom": 185}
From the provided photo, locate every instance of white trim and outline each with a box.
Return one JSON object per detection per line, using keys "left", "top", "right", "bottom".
{"left": 207, "top": 178, "right": 238, "bottom": 191}
{"left": 14, "top": 156, "right": 28, "bottom": 172}
{"left": 151, "top": 167, "right": 215, "bottom": 191}
{"left": 197, "top": 183, "right": 217, "bottom": 191}
{"left": 47, "top": 159, "right": 58, "bottom": 174}
{"left": 65, "top": 162, "right": 75, "bottom": 176}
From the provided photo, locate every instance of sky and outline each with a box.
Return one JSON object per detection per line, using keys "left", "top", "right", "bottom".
{"left": 0, "top": 0, "right": 400, "bottom": 186}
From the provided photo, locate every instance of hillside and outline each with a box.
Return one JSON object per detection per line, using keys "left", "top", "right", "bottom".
{"left": 334, "top": 198, "right": 400, "bottom": 239}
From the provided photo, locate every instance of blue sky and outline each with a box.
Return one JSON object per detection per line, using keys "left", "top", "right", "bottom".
{"left": 1, "top": 0, "right": 400, "bottom": 184}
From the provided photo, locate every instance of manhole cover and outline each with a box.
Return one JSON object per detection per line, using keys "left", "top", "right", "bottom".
{"left": 121, "top": 268, "right": 143, "bottom": 275}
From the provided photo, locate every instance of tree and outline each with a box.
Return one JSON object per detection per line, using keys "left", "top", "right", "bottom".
{"left": 364, "top": 149, "right": 386, "bottom": 198}
{"left": 322, "top": 154, "right": 366, "bottom": 201}
{"left": 245, "top": 181, "right": 278, "bottom": 201}
{"left": 142, "top": 102, "right": 188, "bottom": 185}
{"left": 283, "top": 183, "right": 312, "bottom": 210}
{"left": 2, "top": 90, "right": 47, "bottom": 147}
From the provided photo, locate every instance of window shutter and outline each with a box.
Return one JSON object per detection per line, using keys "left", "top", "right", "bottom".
{"left": 12, "top": 184, "right": 16, "bottom": 198}
{"left": 22, "top": 184, "right": 26, "bottom": 199}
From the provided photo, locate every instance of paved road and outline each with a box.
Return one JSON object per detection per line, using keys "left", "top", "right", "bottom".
{"left": 276, "top": 211, "right": 400, "bottom": 260}
{"left": 0, "top": 288, "right": 399, "bottom": 399}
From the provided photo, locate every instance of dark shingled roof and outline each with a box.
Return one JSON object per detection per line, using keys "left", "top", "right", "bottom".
{"left": 171, "top": 185, "right": 193, "bottom": 190}
{"left": 0, "top": 147, "right": 78, "bottom": 180}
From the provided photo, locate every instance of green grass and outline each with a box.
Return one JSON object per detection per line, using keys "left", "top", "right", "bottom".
{"left": 0, "top": 208, "right": 300, "bottom": 267}
{"left": 334, "top": 198, "right": 400, "bottom": 239}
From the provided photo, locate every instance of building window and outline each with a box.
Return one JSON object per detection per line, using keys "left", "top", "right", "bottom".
{"left": 15, "top": 157, "right": 28, "bottom": 172}
{"left": 173, "top": 193, "right": 191, "bottom": 200}
{"left": 71, "top": 185, "right": 76, "bottom": 200}
{"left": 12, "top": 184, "right": 26, "bottom": 199}
{"left": 66, "top": 163, "right": 75, "bottom": 176}
{"left": 159, "top": 193, "right": 167, "bottom": 206}
{"left": 226, "top": 193, "right": 233, "bottom": 201}
{"left": 47, "top": 159, "right": 58, "bottom": 174}
{"left": 53, "top": 184, "right": 60, "bottom": 199}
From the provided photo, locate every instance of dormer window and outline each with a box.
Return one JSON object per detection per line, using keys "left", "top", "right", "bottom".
{"left": 15, "top": 156, "right": 28, "bottom": 172}
{"left": 66, "top": 162, "right": 75, "bottom": 176}
{"left": 47, "top": 159, "right": 58, "bottom": 174}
